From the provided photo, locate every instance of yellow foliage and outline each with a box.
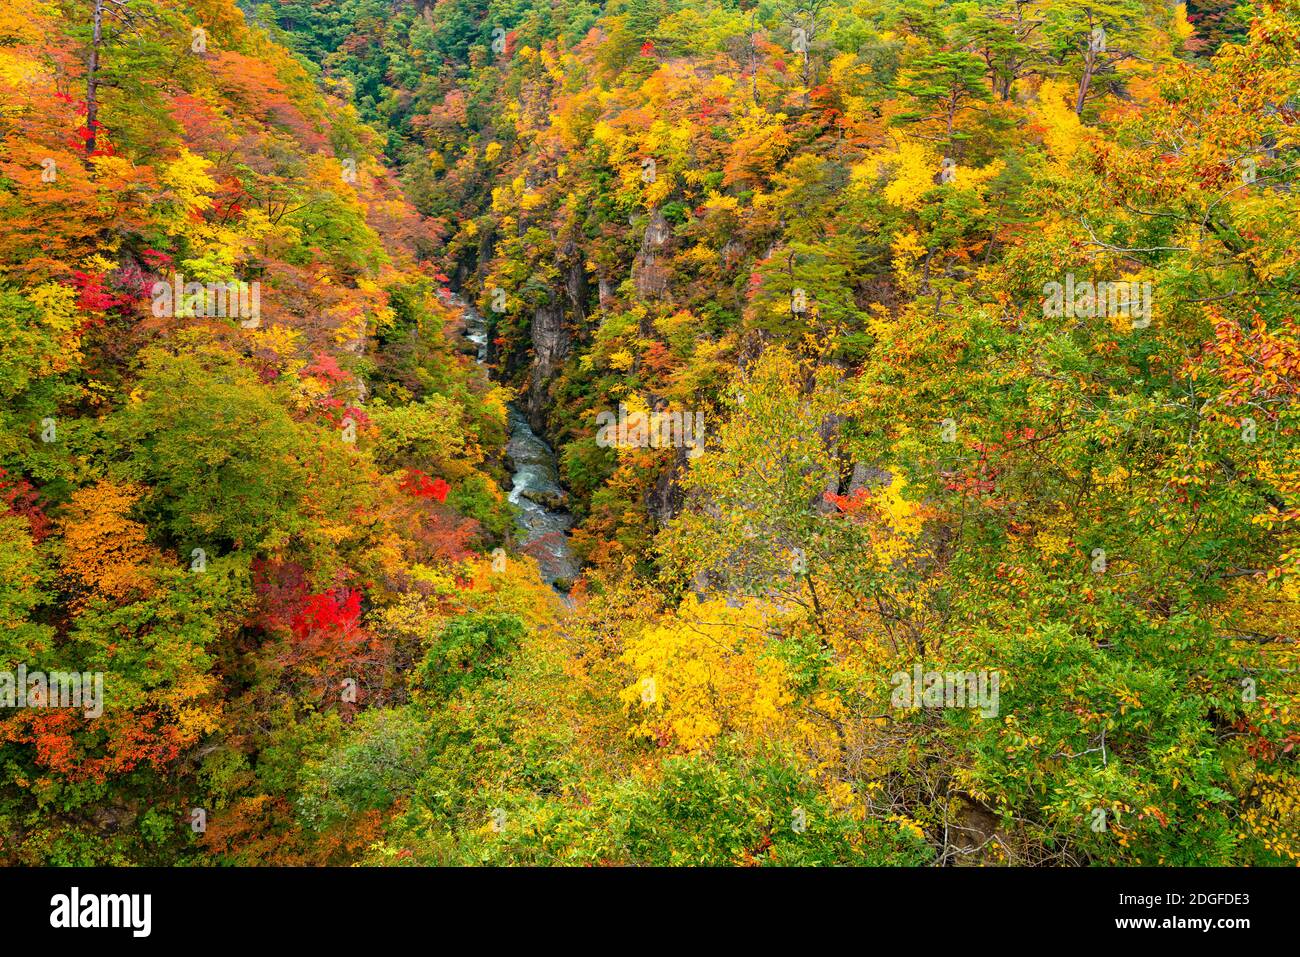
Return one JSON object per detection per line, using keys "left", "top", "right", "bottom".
{"left": 890, "top": 229, "right": 927, "bottom": 295}
{"left": 1173, "top": 4, "right": 1194, "bottom": 44}
{"left": 620, "top": 595, "right": 792, "bottom": 752}
{"left": 866, "top": 140, "right": 938, "bottom": 211}
{"left": 1239, "top": 771, "right": 1300, "bottom": 863}
{"left": 160, "top": 148, "right": 218, "bottom": 217}
{"left": 877, "top": 474, "right": 923, "bottom": 538}
{"left": 160, "top": 670, "right": 224, "bottom": 739}
{"left": 1034, "top": 79, "right": 1086, "bottom": 163}
{"left": 29, "top": 282, "right": 82, "bottom": 373}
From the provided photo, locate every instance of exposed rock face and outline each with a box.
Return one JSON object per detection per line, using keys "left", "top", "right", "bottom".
{"left": 849, "top": 462, "right": 892, "bottom": 493}
{"left": 526, "top": 299, "right": 568, "bottom": 433}
{"left": 560, "top": 240, "right": 588, "bottom": 324}
{"left": 815, "top": 411, "right": 846, "bottom": 511}
{"left": 523, "top": 243, "right": 587, "bottom": 433}
{"left": 632, "top": 209, "right": 672, "bottom": 298}
{"left": 821, "top": 463, "right": 893, "bottom": 510}
{"left": 646, "top": 445, "right": 688, "bottom": 526}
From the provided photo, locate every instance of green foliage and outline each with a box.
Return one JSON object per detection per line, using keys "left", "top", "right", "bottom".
{"left": 111, "top": 340, "right": 324, "bottom": 551}
{"left": 298, "top": 708, "right": 431, "bottom": 829}
{"left": 418, "top": 612, "right": 527, "bottom": 699}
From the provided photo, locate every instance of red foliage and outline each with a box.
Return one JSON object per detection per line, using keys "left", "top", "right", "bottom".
{"left": 406, "top": 504, "right": 479, "bottom": 564}
{"left": 56, "top": 88, "right": 117, "bottom": 157}
{"left": 697, "top": 96, "right": 727, "bottom": 121}
{"left": 212, "top": 177, "right": 248, "bottom": 222}
{"left": 292, "top": 587, "right": 363, "bottom": 642}
{"left": 0, "top": 468, "right": 51, "bottom": 542}
{"left": 641, "top": 340, "right": 675, "bottom": 376}
{"left": 824, "top": 487, "right": 871, "bottom": 518}
{"left": 399, "top": 469, "right": 450, "bottom": 502}
{"left": 71, "top": 270, "right": 131, "bottom": 317}
{"left": 303, "top": 351, "right": 348, "bottom": 383}
{"left": 2, "top": 707, "right": 190, "bottom": 785}
{"left": 317, "top": 398, "right": 371, "bottom": 430}
{"left": 255, "top": 562, "right": 366, "bottom": 644}
{"left": 252, "top": 561, "right": 381, "bottom": 701}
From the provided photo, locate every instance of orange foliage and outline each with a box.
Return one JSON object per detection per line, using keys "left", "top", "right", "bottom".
{"left": 57, "top": 481, "right": 160, "bottom": 608}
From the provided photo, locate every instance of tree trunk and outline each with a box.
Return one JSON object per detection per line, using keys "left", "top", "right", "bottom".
{"left": 1075, "top": 46, "right": 1096, "bottom": 116}
{"left": 85, "top": 0, "right": 104, "bottom": 155}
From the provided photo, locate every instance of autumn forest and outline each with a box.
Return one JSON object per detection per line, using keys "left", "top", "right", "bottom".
{"left": 0, "top": 0, "right": 1297, "bottom": 868}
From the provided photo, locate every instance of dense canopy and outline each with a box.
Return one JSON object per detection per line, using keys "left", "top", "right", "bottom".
{"left": 0, "top": 0, "right": 1296, "bottom": 866}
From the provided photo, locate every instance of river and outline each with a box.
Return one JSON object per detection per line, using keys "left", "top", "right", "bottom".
{"left": 453, "top": 295, "right": 580, "bottom": 588}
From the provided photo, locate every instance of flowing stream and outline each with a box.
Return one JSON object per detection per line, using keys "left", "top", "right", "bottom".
{"left": 454, "top": 295, "right": 580, "bottom": 587}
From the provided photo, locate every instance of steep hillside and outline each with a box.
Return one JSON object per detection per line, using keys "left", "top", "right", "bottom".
{"left": 0, "top": 0, "right": 553, "bottom": 865}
